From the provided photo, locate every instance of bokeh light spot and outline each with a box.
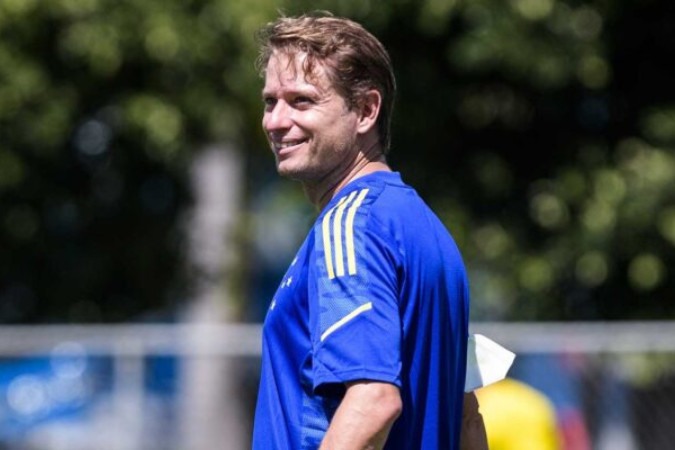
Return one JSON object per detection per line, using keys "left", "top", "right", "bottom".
{"left": 575, "top": 251, "right": 608, "bottom": 287}
{"left": 518, "top": 257, "right": 554, "bottom": 292}
{"left": 628, "top": 253, "right": 665, "bottom": 292}
{"left": 530, "top": 192, "right": 569, "bottom": 230}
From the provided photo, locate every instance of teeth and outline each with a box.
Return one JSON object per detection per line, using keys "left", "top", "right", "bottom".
{"left": 277, "top": 140, "right": 305, "bottom": 149}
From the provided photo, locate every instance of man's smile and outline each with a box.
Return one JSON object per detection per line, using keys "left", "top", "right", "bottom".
{"left": 273, "top": 138, "right": 308, "bottom": 154}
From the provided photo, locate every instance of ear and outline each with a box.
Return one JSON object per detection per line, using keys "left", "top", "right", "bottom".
{"left": 355, "top": 89, "right": 382, "bottom": 136}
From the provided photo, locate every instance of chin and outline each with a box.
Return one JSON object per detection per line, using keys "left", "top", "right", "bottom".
{"left": 276, "top": 163, "right": 303, "bottom": 179}
{"left": 276, "top": 162, "right": 318, "bottom": 182}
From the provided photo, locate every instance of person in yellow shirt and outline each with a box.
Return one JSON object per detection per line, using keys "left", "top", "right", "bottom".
{"left": 476, "top": 378, "right": 562, "bottom": 450}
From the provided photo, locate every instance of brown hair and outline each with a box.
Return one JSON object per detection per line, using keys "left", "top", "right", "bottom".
{"left": 256, "top": 12, "right": 396, "bottom": 153}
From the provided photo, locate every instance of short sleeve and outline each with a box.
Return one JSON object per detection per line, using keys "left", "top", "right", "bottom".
{"left": 309, "top": 187, "right": 402, "bottom": 393}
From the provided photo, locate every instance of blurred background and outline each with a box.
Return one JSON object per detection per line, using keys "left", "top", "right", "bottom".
{"left": 1, "top": 0, "right": 675, "bottom": 448}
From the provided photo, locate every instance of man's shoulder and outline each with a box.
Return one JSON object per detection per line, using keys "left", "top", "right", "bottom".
{"left": 324, "top": 177, "right": 444, "bottom": 242}
{"left": 319, "top": 175, "right": 419, "bottom": 228}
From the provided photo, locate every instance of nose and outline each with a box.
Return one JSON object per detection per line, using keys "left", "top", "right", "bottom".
{"left": 263, "top": 100, "right": 292, "bottom": 133}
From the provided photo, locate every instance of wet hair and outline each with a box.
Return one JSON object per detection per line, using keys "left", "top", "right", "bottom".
{"left": 256, "top": 11, "right": 396, "bottom": 153}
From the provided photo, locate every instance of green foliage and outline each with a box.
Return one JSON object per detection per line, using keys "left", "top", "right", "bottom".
{"left": 0, "top": 0, "right": 283, "bottom": 322}
{"left": 1, "top": 0, "right": 674, "bottom": 322}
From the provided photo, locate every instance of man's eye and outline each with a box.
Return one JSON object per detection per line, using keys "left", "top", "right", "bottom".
{"left": 294, "top": 96, "right": 313, "bottom": 106}
{"left": 263, "top": 97, "right": 277, "bottom": 108}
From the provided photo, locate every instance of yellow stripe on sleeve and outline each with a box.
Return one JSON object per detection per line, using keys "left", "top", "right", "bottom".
{"left": 332, "top": 191, "right": 357, "bottom": 277}
{"left": 345, "top": 189, "right": 369, "bottom": 276}
{"left": 322, "top": 197, "right": 346, "bottom": 279}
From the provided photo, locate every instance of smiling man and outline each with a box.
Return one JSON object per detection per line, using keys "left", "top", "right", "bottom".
{"left": 252, "top": 12, "right": 480, "bottom": 450}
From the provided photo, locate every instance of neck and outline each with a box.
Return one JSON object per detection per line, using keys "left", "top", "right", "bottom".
{"left": 305, "top": 140, "right": 391, "bottom": 210}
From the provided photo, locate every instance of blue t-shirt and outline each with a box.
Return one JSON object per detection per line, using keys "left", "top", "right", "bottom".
{"left": 253, "top": 171, "right": 469, "bottom": 449}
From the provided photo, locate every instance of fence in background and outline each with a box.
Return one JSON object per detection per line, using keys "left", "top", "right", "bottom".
{"left": 0, "top": 322, "right": 673, "bottom": 449}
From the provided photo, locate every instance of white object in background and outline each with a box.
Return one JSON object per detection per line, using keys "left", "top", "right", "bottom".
{"left": 464, "top": 334, "right": 516, "bottom": 392}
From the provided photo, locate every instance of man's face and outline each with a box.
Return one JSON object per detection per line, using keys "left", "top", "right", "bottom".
{"left": 262, "top": 51, "right": 361, "bottom": 183}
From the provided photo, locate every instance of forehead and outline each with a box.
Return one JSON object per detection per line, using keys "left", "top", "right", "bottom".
{"left": 263, "top": 51, "right": 332, "bottom": 94}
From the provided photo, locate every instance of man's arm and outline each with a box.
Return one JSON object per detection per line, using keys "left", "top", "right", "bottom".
{"left": 460, "top": 392, "right": 488, "bottom": 450}
{"left": 320, "top": 380, "right": 402, "bottom": 450}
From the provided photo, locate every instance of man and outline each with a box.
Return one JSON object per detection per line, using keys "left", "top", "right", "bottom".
{"left": 252, "top": 12, "right": 485, "bottom": 449}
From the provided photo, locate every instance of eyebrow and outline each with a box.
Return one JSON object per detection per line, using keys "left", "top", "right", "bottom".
{"left": 262, "top": 84, "right": 323, "bottom": 99}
